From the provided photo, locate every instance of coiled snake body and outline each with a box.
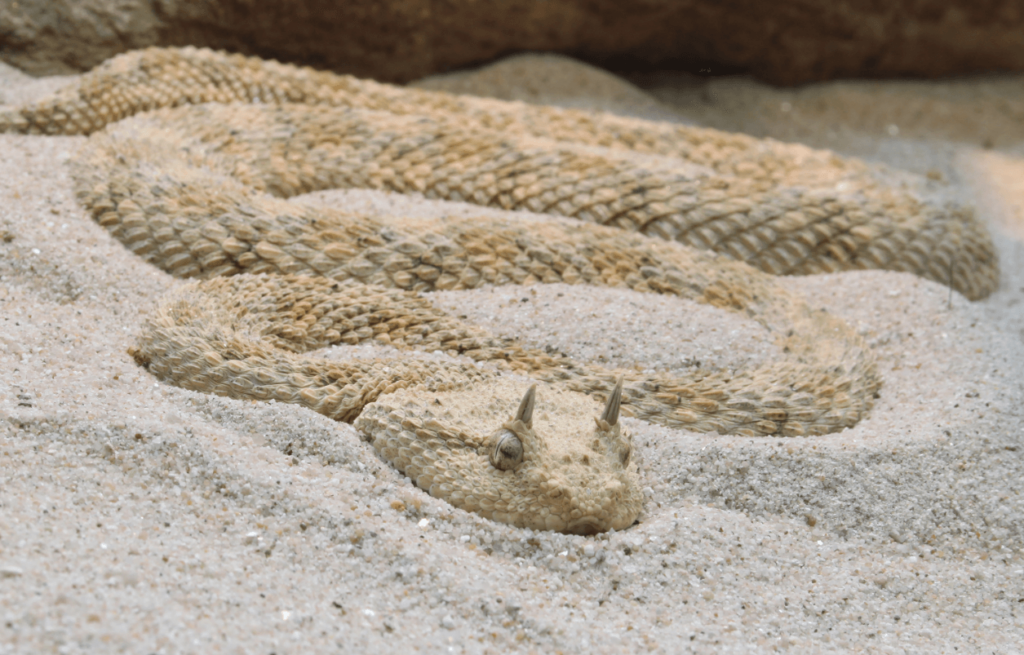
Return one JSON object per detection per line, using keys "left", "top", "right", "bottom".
{"left": 1, "top": 47, "right": 998, "bottom": 533}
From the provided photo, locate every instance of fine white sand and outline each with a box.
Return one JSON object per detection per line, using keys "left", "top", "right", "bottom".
{"left": 2, "top": 54, "right": 1024, "bottom": 654}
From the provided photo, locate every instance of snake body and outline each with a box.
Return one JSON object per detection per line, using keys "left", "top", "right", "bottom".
{"left": 2, "top": 46, "right": 992, "bottom": 532}
{"left": 0, "top": 46, "right": 998, "bottom": 299}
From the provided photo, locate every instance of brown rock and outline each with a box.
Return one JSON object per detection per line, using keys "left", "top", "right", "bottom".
{"left": 2, "top": 0, "right": 1023, "bottom": 84}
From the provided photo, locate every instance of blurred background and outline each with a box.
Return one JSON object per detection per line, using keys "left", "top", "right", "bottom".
{"left": 2, "top": 0, "right": 1022, "bottom": 84}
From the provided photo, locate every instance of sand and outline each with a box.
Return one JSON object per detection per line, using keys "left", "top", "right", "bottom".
{"left": 2, "top": 54, "right": 1024, "bottom": 654}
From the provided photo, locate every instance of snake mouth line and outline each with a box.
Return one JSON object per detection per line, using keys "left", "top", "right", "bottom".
{"left": 566, "top": 518, "right": 608, "bottom": 536}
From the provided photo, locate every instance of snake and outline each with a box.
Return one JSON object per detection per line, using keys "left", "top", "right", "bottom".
{"left": 0, "top": 46, "right": 995, "bottom": 533}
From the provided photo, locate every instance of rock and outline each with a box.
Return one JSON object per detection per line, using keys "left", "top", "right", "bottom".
{"left": 411, "top": 53, "right": 686, "bottom": 122}
{"left": 0, "top": 0, "right": 163, "bottom": 76}
{"left": 2, "top": 0, "right": 1023, "bottom": 84}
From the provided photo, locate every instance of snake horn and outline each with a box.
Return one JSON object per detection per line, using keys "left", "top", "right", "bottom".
{"left": 600, "top": 377, "right": 624, "bottom": 426}
{"left": 515, "top": 384, "right": 536, "bottom": 428}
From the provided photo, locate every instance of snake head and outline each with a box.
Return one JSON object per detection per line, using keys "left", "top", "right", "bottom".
{"left": 356, "top": 377, "right": 642, "bottom": 535}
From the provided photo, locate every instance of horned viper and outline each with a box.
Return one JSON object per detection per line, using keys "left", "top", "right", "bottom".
{"left": 3, "top": 47, "right": 992, "bottom": 533}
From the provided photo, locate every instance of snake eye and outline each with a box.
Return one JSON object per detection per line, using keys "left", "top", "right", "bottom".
{"left": 620, "top": 445, "right": 631, "bottom": 466}
{"left": 490, "top": 429, "right": 524, "bottom": 470}
{"left": 489, "top": 385, "right": 535, "bottom": 471}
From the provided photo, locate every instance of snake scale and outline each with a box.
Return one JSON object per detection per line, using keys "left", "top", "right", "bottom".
{"left": 0, "top": 47, "right": 997, "bottom": 533}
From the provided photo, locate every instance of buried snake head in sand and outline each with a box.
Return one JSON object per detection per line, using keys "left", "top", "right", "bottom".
{"left": 129, "top": 277, "right": 642, "bottom": 535}
{"left": 356, "top": 378, "right": 641, "bottom": 535}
